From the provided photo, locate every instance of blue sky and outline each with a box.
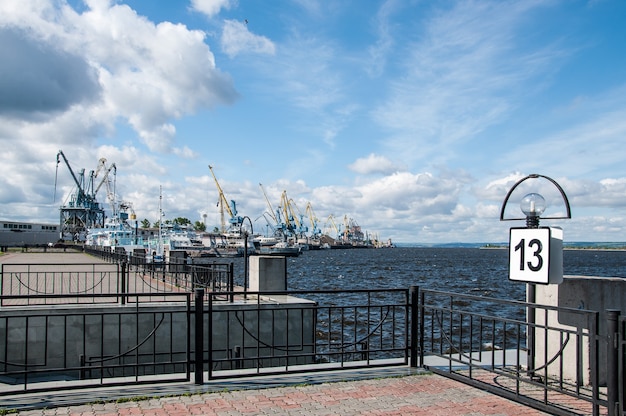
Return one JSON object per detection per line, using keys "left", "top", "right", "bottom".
{"left": 1, "top": 0, "right": 625, "bottom": 244}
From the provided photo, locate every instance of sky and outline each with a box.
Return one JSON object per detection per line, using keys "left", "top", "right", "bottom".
{"left": 1, "top": 0, "right": 626, "bottom": 244}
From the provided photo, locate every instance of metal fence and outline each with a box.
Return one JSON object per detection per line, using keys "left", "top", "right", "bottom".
{"left": 201, "top": 288, "right": 409, "bottom": 380}
{"left": 2, "top": 255, "right": 624, "bottom": 416}
{"left": 0, "top": 286, "right": 409, "bottom": 395}
{"left": 1, "top": 257, "right": 234, "bottom": 306}
{"left": 414, "top": 287, "right": 607, "bottom": 416}
{"left": 0, "top": 293, "right": 192, "bottom": 394}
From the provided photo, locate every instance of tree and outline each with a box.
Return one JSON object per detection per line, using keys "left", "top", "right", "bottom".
{"left": 173, "top": 217, "right": 191, "bottom": 226}
{"left": 140, "top": 219, "right": 151, "bottom": 228}
{"left": 194, "top": 221, "right": 206, "bottom": 231}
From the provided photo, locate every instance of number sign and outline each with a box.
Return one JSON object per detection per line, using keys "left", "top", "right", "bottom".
{"left": 509, "top": 227, "right": 551, "bottom": 284}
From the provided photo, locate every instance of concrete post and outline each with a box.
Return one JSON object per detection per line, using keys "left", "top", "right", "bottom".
{"left": 249, "top": 256, "right": 287, "bottom": 291}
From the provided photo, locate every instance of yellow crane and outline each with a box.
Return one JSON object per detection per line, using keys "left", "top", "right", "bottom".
{"left": 323, "top": 214, "right": 340, "bottom": 239}
{"left": 208, "top": 165, "right": 240, "bottom": 233}
{"left": 259, "top": 183, "right": 278, "bottom": 224}
{"left": 305, "top": 202, "right": 321, "bottom": 237}
{"left": 279, "top": 190, "right": 297, "bottom": 233}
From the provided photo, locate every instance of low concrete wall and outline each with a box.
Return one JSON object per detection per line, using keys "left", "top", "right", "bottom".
{"left": 0, "top": 297, "right": 316, "bottom": 381}
{"left": 534, "top": 275, "right": 626, "bottom": 386}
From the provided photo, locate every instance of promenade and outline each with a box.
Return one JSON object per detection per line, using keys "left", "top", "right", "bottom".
{"left": 6, "top": 367, "right": 549, "bottom": 415}
{"left": 1, "top": 251, "right": 551, "bottom": 415}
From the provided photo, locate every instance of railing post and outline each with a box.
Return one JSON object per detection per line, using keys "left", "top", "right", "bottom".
{"left": 229, "top": 263, "right": 234, "bottom": 302}
{"left": 410, "top": 285, "right": 419, "bottom": 367}
{"left": 194, "top": 288, "right": 204, "bottom": 385}
{"left": 607, "top": 309, "right": 620, "bottom": 416}
{"left": 120, "top": 261, "right": 127, "bottom": 305}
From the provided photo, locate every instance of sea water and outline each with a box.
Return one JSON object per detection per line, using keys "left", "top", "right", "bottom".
{"left": 231, "top": 247, "right": 626, "bottom": 300}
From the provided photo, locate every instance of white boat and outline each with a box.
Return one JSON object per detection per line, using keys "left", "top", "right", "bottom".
{"left": 85, "top": 213, "right": 144, "bottom": 254}
{"left": 256, "top": 240, "right": 302, "bottom": 257}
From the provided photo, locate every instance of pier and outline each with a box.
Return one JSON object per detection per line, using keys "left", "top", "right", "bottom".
{"left": 0, "top": 249, "right": 623, "bottom": 415}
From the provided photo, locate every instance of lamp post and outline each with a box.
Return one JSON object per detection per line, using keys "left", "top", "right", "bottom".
{"left": 241, "top": 216, "right": 253, "bottom": 295}
{"left": 500, "top": 174, "right": 571, "bottom": 379}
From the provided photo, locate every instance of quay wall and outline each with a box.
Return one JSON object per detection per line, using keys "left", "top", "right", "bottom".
{"left": 0, "top": 254, "right": 316, "bottom": 381}
{"left": 534, "top": 275, "right": 626, "bottom": 385}
{"left": 0, "top": 299, "right": 316, "bottom": 381}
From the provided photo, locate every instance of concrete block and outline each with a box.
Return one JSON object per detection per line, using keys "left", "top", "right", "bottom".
{"left": 249, "top": 256, "right": 287, "bottom": 291}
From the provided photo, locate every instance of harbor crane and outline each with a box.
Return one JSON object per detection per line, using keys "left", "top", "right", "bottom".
{"left": 208, "top": 165, "right": 243, "bottom": 233}
{"left": 283, "top": 194, "right": 308, "bottom": 237}
{"left": 305, "top": 202, "right": 321, "bottom": 238}
{"left": 94, "top": 158, "right": 117, "bottom": 217}
{"left": 259, "top": 183, "right": 287, "bottom": 237}
{"left": 323, "top": 214, "right": 339, "bottom": 238}
{"left": 54, "top": 150, "right": 105, "bottom": 241}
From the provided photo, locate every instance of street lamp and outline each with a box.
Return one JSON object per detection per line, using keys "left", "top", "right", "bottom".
{"left": 500, "top": 174, "right": 571, "bottom": 224}
{"left": 500, "top": 173, "right": 571, "bottom": 379}
{"left": 241, "top": 216, "right": 253, "bottom": 294}
{"left": 520, "top": 193, "right": 546, "bottom": 228}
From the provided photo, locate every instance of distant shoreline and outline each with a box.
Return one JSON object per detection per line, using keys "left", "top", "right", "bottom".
{"left": 479, "top": 245, "right": 626, "bottom": 251}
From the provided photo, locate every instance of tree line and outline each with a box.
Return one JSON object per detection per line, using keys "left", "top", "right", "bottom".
{"left": 139, "top": 217, "right": 214, "bottom": 232}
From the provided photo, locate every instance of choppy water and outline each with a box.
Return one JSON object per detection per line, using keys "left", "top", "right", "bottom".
{"left": 232, "top": 247, "right": 626, "bottom": 300}
{"left": 227, "top": 247, "right": 626, "bottom": 355}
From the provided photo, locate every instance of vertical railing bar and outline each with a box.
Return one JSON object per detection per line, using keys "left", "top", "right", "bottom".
{"left": 285, "top": 307, "right": 289, "bottom": 371}
{"left": 617, "top": 317, "right": 626, "bottom": 414}
{"left": 100, "top": 311, "right": 105, "bottom": 384}
{"left": 367, "top": 291, "right": 371, "bottom": 364}
{"left": 201, "top": 289, "right": 208, "bottom": 382}
{"left": 542, "top": 308, "right": 548, "bottom": 405}
{"left": 477, "top": 315, "right": 483, "bottom": 365}
{"left": 576, "top": 326, "right": 582, "bottom": 396}
{"left": 559, "top": 330, "right": 564, "bottom": 390}
{"left": 441, "top": 295, "right": 454, "bottom": 373}
{"left": 491, "top": 319, "right": 496, "bottom": 371}
{"left": 606, "top": 310, "right": 619, "bottom": 416}
{"left": 502, "top": 321, "right": 507, "bottom": 371}
{"left": 24, "top": 316, "right": 29, "bottom": 390}
{"left": 186, "top": 293, "right": 191, "bottom": 381}
{"left": 516, "top": 321, "right": 521, "bottom": 396}
{"left": 135, "top": 300, "right": 140, "bottom": 382}
{"left": 256, "top": 294, "right": 261, "bottom": 373}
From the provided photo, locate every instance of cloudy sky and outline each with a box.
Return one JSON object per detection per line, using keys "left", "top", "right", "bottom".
{"left": 1, "top": 0, "right": 625, "bottom": 244}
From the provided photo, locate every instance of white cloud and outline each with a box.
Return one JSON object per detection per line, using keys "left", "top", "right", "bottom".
{"left": 0, "top": 0, "right": 238, "bottom": 152}
{"left": 0, "top": 0, "right": 239, "bottom": 223}
{"left": 221, "top": 19, "right": 276, "bottom": 58}
{"left": 348, "top": 153, "right": 401, "bottom": 175}
{"left": 190, "top": 0, "right": 233, "bottom": 18}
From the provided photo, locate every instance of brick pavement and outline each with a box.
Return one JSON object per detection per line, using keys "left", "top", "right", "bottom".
{"left": 12, "top": 373, "right": 551, "bottom": 416}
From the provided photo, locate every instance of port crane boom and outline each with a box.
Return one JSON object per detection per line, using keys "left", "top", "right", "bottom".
{"left": 94, "top": 158, "right": 117, "bottom": 216}
{"left": 208, "top": 165, "right": 242, "bottom": 233}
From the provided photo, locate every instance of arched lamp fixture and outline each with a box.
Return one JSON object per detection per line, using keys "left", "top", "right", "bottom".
{"left": 499, "top": 174, "right": 571, "bottom": 228}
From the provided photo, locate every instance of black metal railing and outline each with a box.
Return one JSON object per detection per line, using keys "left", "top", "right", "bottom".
{"left": 0, "top": 288, "right": 409, "bottom": 395}
{"left": 199, "top": 288, "right": 409, "bottom": 380}
{"left": 1, "top": 258, "right": 234, "bottom": 306}
{"left": 0, "top": 262, "right": 122, "bottom": 305}
{"left": 415, "top": 287, "right": 605, "bottom": 416}
{"left": 0, "top": 292, "right": 192, "bottom": 394}
{"left": 1, "top": 254, "right": 622, "bottom": 416}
